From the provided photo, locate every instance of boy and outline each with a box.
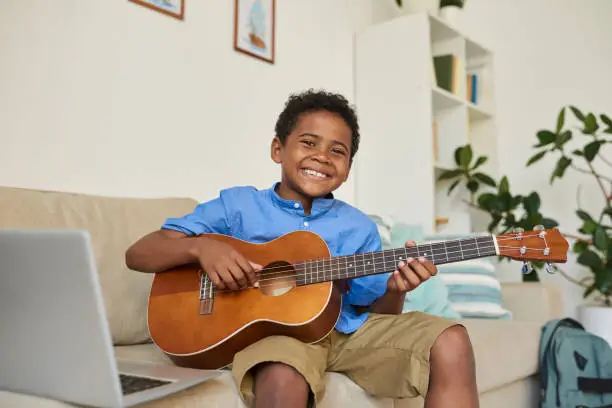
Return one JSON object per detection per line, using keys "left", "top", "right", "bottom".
{"left": 126, "top": 90, "right": 479, "bottom": 408}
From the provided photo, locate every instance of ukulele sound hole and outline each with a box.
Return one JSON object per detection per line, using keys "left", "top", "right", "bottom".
{"left": 259, "top": 261, "right": 295, "bottom": 297}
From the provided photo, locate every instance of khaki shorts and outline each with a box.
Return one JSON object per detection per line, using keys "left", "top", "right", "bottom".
{"left": 231, "top": 311, "right": 459, "bottom": 407}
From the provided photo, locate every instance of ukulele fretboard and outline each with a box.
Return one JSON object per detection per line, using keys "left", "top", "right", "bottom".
{"left": 294, "top": 235, "right": 497, "bottom": 286}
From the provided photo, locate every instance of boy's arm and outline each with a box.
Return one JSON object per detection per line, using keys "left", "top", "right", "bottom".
{"left": 366, "top": 291, "right": 407, "bottom": 315}
{"left": 125, "top": 229, "right": 200, "bottom": 273}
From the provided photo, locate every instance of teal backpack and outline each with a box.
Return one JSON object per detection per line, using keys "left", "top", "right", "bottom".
{"left": 539, "top": 318, "right": 612, "bottom": 407}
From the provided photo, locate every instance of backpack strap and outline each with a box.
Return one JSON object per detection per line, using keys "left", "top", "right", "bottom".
{"left": 577, "top": 377, "right": 612, "bottom": 393}
{"left": 539, "top": 318, "right": 585, "bottom": 405}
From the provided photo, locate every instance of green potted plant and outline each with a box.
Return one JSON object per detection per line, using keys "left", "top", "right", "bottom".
{"left": 439, "top": 0, "right": 466, "bottom": 27}
{"left": 438, "top": 105, "right": 612, "bottom": 344}
{"left": 394, "top": 0, "right": 441, "bottom": 16}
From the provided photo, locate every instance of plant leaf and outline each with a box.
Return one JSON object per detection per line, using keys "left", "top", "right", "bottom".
{"left": 584, "top": 283, "right": 596, "bottom": 298}
{"left": 580, "top": 220, "right": 598, "bottom": 235}
{"left": 577, "top": 209, "right": 594, "bottom": 221}
{"left": 555, "top": 130, "right": 572, "bottom": 147}
{"left": 583, "top": 113, "right": 599, "bottom": 134}
{"left": 556, "top": 107, "right": 565, "bottom": 134}
{"left": 541, "top": 217, "right": 559, "bottom": 228}
{"left": 522, "top": 192, "right": 541, "bottom": 214}
{"left": 472, "top": 172, "right": 496, "bottom": 187}
{"left": 526, "top": 150, "right": 547, "bottom": 166}
{"left": 535, "top": 130, "right": 556, "bottom": 147}
{"left": 499, "top": 176, "right": 509, "bottom": 194}
{"left": 600, "top": 114, "right": 612, "bottom": 128}
{"left": 594, "top": 226, "right": 608, "bottom": 251}
{"left": 447, "top": 179, "right": 460, "bottom": 196}
{"left": 550, "top": 156, "right": 572, "bottom": 184}
{"left": 471, "top": 156, "right": 487, "bottom": 169}
{"left": 459, "top": 145, "right": 473, "bottom": 168}
{"left": 573, "top": 240, "right": 588, "bottom": 254}
{"left": 438, "top": 169, "right": 463, "bottom": 180}
{"left": 577, "top": 249, "right": 604, "bottom": 270}
{"left": 570, "top": 106, "right": 586, "bottom": 121}
{"left": 466, "top": 179, "right": 479, "bottom": 193}
{"left": 584, "top": 140, "right": 603, "bottom": 162}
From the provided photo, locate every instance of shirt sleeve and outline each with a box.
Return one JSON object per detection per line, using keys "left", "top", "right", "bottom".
{"left": 344, "top": 220, "right": 390, "bottom": 307}
{"left": 161, "top": 196, "right": 230, "bottom": 236}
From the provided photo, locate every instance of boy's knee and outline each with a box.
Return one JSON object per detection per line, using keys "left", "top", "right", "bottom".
{"left": 255, "top": 362, "right": 309, "bottom": 390}
{"left": 431, "top": 325, "right": 474, "bottom": 362}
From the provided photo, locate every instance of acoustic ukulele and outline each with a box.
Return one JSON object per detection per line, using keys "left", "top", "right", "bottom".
{"left": 147, "top": 227, "right": 568, "bottom": 370}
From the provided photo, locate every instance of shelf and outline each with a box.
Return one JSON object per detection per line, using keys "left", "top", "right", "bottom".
{"left": 428, "top": 13, "right": 492, "bottom": 58}
{"left": 432, "top": 87, "right": 463, "bottom": 111}
{"left": 465, "top": 37, "right": 492, "bottom": 60}
{"left": 467, "top": 102, "right": 493, "bottom": 121}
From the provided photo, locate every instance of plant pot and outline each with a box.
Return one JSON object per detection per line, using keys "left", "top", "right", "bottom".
{"left": 397, "top": 0, "right": 441, "bottom": 16}
{"left": 439, "top": 5, "right": 463, "bottom": 28}
{"left": 577, "top": 304, "right": 612, "bottom": 347}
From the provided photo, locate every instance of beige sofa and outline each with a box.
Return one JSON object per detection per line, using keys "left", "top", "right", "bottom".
{"left": 0, "top": 186, "right": 564, "bottom": 408}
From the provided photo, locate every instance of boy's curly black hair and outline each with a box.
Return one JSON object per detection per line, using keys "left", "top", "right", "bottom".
{"left": 274, "top": 89, "right": 360, "bottom": 162}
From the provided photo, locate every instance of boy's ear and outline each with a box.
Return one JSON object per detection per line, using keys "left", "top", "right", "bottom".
{"left": 271, "top": 137, "right": 283, "bottom": 164}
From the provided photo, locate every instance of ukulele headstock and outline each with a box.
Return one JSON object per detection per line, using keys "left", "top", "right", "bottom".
{"left": 495, "top": 226, "right": 569, "bottom": 264}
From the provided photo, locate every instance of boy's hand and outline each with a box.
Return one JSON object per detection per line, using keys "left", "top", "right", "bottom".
{"left": 192, "top": 237, "right": 261, "bottom": 291}
{"left": 386, "top": 240, "right": 437, "bottom": 294}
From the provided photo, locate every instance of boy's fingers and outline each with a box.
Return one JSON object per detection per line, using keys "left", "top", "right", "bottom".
{"left": 393, "top": 270, "right": 409, "bottom": 292}
{"left": 410, "top": 258, "right": 432, "bottom": 281}
{"left": 218, "top": 266, "right": 240, "bottom": 290}
{"left": 208, "top": 270, "right": 224, "bottom": 290}
{"left": 398, "top": 261, "right": 421, "bottom": 288}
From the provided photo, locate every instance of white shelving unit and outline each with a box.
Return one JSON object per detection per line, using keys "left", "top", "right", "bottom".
{"left": 354, "top": 12, "right": 498, "bottom": 235}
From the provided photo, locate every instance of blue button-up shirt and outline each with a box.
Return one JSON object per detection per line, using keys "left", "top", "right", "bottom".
{"left": 161, "top": 183, "right": 388, "bottom": 334}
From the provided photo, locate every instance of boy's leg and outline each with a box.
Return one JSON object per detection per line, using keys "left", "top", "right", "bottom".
{"left": 327, "top": 312, "right": 478, "bottom": 408}
{"left": 231, "top": 335, "right": 330, "bottom": 408}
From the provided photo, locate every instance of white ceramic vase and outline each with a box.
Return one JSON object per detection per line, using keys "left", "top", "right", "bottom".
{"left": 397, "top": 0, "right": 441, "bottom": 16}
{"left": 577, "top": 304, "right": 612, "bottom": 347}
{"left": 439, "top": 5, "right": 463, "bottom": 28}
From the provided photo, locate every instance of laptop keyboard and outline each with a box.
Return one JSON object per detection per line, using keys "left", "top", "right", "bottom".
{"left": 119, "top": 373, "right": 172, "bottom": 395}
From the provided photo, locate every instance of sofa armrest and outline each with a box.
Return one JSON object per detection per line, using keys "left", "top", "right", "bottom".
{"left": 501, "top": 282, "right": 564, "bottom": 324}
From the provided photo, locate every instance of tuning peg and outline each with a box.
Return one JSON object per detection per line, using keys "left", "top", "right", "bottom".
{"left": 513, "top": 227, "right": 524, "bottom": 240}
{"left": 545, "top": 263, "right": 556, "bottom": 274}
{"left": 521, "top": 261, "right": 533, "bottom": 274}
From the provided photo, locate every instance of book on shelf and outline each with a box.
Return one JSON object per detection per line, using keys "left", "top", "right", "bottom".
{"left": 466, "top": 73, "right": 478, "bottom": 104}
{"left": 433, "top": 54, "right": 461, "bottom": 95}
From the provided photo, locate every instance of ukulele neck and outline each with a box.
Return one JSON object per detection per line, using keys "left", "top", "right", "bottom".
{"left": 295, "top": 235, "right": 498, "bottom": 286}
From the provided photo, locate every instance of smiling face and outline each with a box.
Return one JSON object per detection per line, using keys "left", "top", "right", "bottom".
{"left": 271, "top": 110, "right": 352, "bottom": 211}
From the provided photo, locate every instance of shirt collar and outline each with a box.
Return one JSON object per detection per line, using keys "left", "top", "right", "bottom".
{"left": 268, "top": 182, "right": 336, "bottom": 217}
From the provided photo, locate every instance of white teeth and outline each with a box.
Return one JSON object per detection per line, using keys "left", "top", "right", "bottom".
{"left": 303, "top": 169, "right": 327, "bottom": 178}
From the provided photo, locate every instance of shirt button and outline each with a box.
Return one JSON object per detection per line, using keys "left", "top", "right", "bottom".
{"left": 303, "top": 221, "right": 309, "bottom": 227}
{"left": 293, "top": 203, "right": 299, "bottom": 208}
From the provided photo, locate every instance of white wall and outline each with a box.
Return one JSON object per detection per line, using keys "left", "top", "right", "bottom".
{"left": 0, "top": 0, "right": 373, "bottom": 204}
{"left": 457, "top": 0, "right": 612, "bottom": 317}
{"left": 2, "top": 0, "right": 611, "bottom": 317}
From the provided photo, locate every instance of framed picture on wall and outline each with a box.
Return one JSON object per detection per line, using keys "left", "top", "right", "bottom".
{"left": 128, "top": 0, "right": 185, "bottom": 20}
{"left": 234, "top": 0, "right": 276, "bottom": 64}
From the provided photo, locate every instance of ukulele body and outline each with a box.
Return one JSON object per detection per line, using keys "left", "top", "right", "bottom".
{"left": 147, "top": 231, "right": 342, "bottom": 370}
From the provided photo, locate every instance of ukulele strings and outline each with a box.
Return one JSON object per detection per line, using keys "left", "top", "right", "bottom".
{"left": 211, "top": 242, "right": 550, "bottom": 293}
{"left": 212, "top": 231, "right": 547, "bottom": 280}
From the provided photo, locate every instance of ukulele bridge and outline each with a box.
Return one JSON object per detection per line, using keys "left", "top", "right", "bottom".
{"left": 199, "top": 270, "right": 214, "bottom": 315}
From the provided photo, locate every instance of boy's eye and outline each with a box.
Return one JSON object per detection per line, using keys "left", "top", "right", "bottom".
{"left": 301, "top": 140, "right": 315, "bottom": 147}
{"left": 332, "top": 148, "right": 346, "bottom": 155}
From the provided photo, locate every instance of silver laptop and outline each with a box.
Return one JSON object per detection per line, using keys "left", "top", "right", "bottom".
{"left": 0, "top": 229, "right": 221, "bottom": 408}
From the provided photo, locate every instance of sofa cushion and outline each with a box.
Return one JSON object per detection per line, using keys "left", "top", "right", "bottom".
{"left": 0, "top": 186, "right": 197, "bottom": 345}
{"left": 461, "top": 318, "right": 543, "bottom": 393}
